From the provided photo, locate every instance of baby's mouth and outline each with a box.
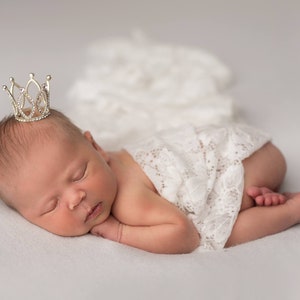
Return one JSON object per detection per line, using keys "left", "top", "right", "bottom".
{"left": 85, "top": 202, "right": 103, "bottom": 222}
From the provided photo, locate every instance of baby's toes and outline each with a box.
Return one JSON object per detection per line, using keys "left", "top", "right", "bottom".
{"left": 278, "top": 194, "right": 287, "bottom": 204}
{"left": 254, "top": 195, "right": 265, "bottom": 206}
{"left": 246, "top": 186, "right": 262, "bottom": 198}
{"left": 263, "top": 195, "right": 273, "bottom": 206}
{"left": 271, "top": 195, "right": 280, "bottom": 206}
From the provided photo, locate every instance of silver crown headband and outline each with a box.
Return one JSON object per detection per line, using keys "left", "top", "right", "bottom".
{"left": 2, "top": 73, "right": 51, "bottom": 122}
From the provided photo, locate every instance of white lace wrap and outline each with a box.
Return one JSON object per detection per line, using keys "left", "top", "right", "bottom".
{"left": 125, "top": 124, "right": 270, "bottom": 251}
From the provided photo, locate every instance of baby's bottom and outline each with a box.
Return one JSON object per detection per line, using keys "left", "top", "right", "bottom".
{"left": 240, "top": 142, "right": 287, "bottom": 210}
{"left": 225, "top": 142, "right": 300, "bottom": 247}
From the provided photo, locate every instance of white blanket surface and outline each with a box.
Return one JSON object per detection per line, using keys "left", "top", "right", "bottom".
{"left": 0, "top": 199, "right": 299, "bottom": 299}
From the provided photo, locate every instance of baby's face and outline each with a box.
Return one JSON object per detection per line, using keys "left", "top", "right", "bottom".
{"left": 9, "top": 132, "right": 117, "bottom": 236}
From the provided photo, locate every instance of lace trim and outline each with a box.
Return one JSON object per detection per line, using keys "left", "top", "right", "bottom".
{"left": 125, "top": 124, "right": 270, "bottom": 250}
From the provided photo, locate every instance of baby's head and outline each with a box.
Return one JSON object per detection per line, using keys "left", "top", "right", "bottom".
{"left": 0, "top": 109, "right": 84, "bottom": 204}
{"left": 0, "top": 109, "right": 117, "bottom": 236}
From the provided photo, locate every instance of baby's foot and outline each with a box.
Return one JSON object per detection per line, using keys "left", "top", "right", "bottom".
{"left": 246, "top": 186, "right": 288, "bottom": 206}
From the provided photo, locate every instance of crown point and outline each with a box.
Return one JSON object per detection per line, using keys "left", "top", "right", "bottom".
{"left": 46, "top": 75, "right": 52, "bottom": 81}
{"left": 3, "top": 73, "right": 51, "bottom": 122}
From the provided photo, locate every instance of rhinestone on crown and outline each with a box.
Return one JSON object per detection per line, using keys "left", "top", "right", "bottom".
{"left": 2, "top": 73, "right": 51, "bottom": 122}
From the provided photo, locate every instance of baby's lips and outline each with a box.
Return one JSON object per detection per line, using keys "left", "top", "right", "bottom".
{"left": 85, "top": 202, "right": 103, "bottom": 222}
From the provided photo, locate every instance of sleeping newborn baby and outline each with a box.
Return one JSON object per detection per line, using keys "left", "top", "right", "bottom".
{"left": 1, "top": 75, "right": 300, "bottom": 253}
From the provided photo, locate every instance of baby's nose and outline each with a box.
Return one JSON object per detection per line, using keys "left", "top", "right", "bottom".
{"left": 68, "top": 190, "right": 86, "bottom": 210}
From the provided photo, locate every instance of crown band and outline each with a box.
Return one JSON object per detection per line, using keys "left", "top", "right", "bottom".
{"left": 2, "top": 73, "right": 51, "bottom": 122}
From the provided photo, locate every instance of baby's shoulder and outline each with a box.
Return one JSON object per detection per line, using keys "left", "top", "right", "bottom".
{"left": 111, "top": 149, "right": 156, "bottom": 191}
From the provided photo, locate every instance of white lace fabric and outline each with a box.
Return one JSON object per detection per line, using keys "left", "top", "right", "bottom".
{"left": 125, "top": 124, "right": 270, "bottom": 251}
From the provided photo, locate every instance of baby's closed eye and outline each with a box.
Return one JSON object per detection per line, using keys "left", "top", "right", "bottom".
{"left": 42, "top": 198, "right": 59, "bottom": 215}
{"left": 72, "top": 163, "right": 88, "bottom": 182}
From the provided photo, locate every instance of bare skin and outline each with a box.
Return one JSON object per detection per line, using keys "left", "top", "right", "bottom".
{"left": 226, "top": 142, "right": 300, "bottom": 247}
{"left": 247, "top": 186, "right": 287, "bottom": 206}
{"left": 5, "top": 130, "right": 200, "bottom": 254}
{"left": 226, "top": 190, "right": 300, "bottom": 247}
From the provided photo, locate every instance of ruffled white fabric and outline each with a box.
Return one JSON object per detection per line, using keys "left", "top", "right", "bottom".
{"left": 68, "top": 32, "right": 235, "bottom": 149}
{"left": 125, "top": 124, "right": 270, "bottom": 251}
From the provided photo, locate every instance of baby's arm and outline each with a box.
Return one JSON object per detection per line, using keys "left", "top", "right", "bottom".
{"left": 91, "top": 189, "right": 200, "bottom": 254}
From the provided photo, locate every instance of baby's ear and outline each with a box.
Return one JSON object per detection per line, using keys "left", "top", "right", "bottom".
{"left": 83, "top": 131, "right": 110, "bottom": 162}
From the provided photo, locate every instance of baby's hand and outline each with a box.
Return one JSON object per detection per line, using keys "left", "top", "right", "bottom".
{"left": 90, "top": 215, "right": 121, "bottom": 242}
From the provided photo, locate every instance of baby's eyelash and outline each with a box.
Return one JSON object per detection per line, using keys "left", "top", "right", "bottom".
{"left": 73, "top": 163, "right": 88, "bottom": 182}
{"left": 50, "top": 199, "right": 59, "bottom": 211}
{"left": 42, "top": 199, "right": 59, "bottom": 215}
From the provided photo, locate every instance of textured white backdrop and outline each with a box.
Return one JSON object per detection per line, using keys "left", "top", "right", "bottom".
{"left": 68, "top": 33, "right": 235, "bottom": 149}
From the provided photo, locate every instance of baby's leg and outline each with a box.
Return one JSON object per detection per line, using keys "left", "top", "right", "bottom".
{"left": 246, "top": 186, "right": 287, "bottom": 206}
{"left": 226, "top": 192, "right": 300, "bottom": 247}
{"left": 225, "top": 142, "right": 299, "bottom": 247}
{"left": 240, "top": 142, "right": 287, "bottom": 211}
